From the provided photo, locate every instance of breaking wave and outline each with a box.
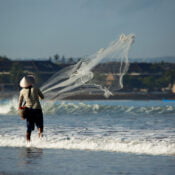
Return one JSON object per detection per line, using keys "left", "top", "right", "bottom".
{"left": 0, "top": 98, "right": 175, "bottom": 115}
{"left": 41, "top": 102, "right": 175, "bottom": 115}
{"left": 0, "top": 130, "right": 174, "bottom": 156}
{"left": 0, "top": 99, "right": 175, "bottom": 156}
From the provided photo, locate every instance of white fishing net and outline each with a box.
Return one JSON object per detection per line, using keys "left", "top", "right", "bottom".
{"left": 41, "top": 34, "right": 135, "bottom": 99}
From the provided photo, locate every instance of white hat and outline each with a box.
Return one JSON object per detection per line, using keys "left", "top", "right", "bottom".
{"left": 19, "top": 76, "right": 32, "bottom": 88}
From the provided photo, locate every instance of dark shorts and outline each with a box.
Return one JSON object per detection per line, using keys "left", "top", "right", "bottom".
{"left": 26, "top": 109, "right": 43, "bottom": 132}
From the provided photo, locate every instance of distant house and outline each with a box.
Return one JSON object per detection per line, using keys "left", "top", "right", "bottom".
{"left": 106, "top": 73, "right": 115, "bottom": 85}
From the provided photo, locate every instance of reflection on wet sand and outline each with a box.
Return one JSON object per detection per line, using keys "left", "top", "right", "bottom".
{"left": 20, "top": 147, "right": 43, "bottom": 165}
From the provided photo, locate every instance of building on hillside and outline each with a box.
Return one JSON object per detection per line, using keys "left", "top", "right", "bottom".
{"left": 106, "top": 73, "right": 115, "bottom": 85}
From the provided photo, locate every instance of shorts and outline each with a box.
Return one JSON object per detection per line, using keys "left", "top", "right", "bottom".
{"left": 26, "top": 109, "right": 43, "bottom": 132}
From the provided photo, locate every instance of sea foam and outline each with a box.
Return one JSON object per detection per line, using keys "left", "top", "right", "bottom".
{"left": 0, "top": 132, "right": 174, "bottom": 156}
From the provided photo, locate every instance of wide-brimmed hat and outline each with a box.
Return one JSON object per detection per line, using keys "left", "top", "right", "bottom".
{"left": 19, "top": 76, "right": 32, "bottom": 88}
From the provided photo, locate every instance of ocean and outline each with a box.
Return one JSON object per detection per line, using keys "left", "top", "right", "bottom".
{"left": 0, "top": 99, "right": 175, "bottom": 175}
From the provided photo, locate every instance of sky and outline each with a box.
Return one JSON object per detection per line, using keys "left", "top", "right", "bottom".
{"left": 0, "top": 0, "right": 175, "bottom": 59}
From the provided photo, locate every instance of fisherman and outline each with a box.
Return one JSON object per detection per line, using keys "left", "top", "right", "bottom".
{"left": 18, "top": 75, "right": 44, "bottom": 142}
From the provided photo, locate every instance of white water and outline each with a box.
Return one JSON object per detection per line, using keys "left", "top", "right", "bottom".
{"left": 0, "top": 127, "right": 175, "bottom": 156}
{"left": 0, "top": 99, "right": 175, "bottom": 156}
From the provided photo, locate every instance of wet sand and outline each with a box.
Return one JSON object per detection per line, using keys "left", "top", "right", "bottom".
{"left": 0, "top": 147, "right": 175, "bottom": 175}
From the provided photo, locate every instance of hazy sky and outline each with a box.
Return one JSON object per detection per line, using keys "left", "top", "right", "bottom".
{"left": 0, "top": 0, "right": 175, "bottom": 59}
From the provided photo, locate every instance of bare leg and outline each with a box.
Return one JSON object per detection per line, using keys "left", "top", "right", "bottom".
{"left": 38, "top": 128, "right": 43, "bottom": 138}
{"left": 26, "top": 131, "right": 31, "bottom": 142}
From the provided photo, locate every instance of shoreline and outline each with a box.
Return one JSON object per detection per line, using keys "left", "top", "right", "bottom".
{"left": 0, "top": 91, "right": 175, "bottom": 100}
{"left": 0, "top": 147, "right": 175, "bottom": 175}
{"left": 64, "top": 92, "right": 175, "bottom": 100}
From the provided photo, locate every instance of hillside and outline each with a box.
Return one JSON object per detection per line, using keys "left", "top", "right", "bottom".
{"left": 0, "top": 56, "right": 175, "bottom": 93}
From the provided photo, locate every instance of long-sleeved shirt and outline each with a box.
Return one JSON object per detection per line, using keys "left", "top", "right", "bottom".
{"left": 18, "top": 87, "right": 44, "bottom": 109}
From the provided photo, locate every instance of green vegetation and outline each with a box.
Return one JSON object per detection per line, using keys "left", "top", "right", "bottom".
{"left": 123, "top": 68, "right": 175, "bottom": 91}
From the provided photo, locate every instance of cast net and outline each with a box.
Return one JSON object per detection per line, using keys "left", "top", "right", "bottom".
{"left": 41, "top": 34, "right": 135, "bottom": 99}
